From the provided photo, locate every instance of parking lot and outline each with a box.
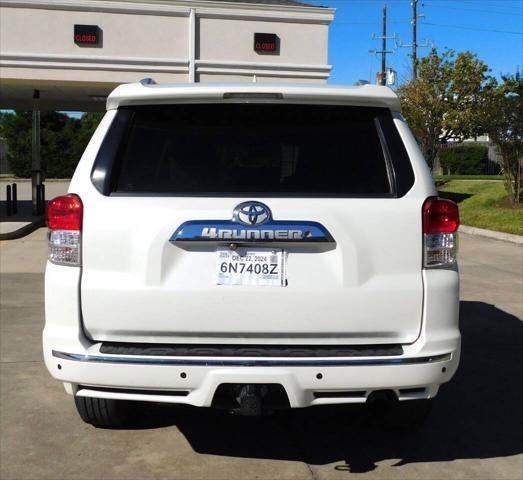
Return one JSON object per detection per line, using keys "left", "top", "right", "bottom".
{"left": 0, "top": 230, "right": 522, "bottom": 480}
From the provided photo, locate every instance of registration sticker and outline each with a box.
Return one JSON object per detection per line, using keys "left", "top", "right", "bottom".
{"left": 216, "top": 248, "right": 287, "bottom": 287}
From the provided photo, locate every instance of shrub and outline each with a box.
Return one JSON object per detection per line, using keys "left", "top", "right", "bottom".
{"left": 439, "top": 144, "right": 489, "bottom": 175}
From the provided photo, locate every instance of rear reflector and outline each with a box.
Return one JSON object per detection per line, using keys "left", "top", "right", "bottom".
{"left": 46, "top": 194, "right": 83, "bottom": 266}
{"left": 422, "top": 197, "right": 459, "bottom": 268}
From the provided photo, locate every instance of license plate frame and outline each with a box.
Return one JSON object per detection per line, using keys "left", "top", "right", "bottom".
{"left": 216, "top": 247, "right": 287, "bottom": 287}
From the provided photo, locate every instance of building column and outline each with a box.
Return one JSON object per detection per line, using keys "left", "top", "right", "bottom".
{"left": 189, "top": 8, "right": 196, "bottom": 83}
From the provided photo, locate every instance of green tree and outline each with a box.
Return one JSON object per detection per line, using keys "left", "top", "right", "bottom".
{"left": 70, "top": 111, "right": 104, "bottom": 162}
{"left": 41, "top": 112, "right": 80, "bottom": 178}
{"left": 398, "top": 48, "right": 494, "bottom": 169}
{"left": 0, "top": 111, "right": 33, "bottom": 177}
{"left": 0, "top": 110, "right": 104, "bottom": 178}
{"left": 482, "top": 73, "right": 522, "bottom": 205}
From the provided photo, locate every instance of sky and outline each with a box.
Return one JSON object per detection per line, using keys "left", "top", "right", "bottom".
{"left": 309, "top": 0, "right": 523, "bottom": 85}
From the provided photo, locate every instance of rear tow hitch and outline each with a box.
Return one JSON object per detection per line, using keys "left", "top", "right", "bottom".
{"left": 212, "top": 383, "right": 290, "bottom": 415}
{"left": 236, "top": 384, "right": 267, "bottom": 416}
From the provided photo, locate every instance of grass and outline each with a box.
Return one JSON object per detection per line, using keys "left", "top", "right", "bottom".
{"left": 437, "top": 179, "right": 523, "bottom": 236}
{"left": 433, "top": 174, "right": 503, "bottom": 182}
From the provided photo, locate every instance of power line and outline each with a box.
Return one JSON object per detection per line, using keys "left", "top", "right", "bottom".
{"left": 320, "top": 0, "right": 521, "bottom": 10}
{"left": 335, "top": 20, "right": 412, "bottom": 25}
{"left": 422, "top": 21, "right": 523, "bottom": 35}
{"left": 426, "top": 0, "right": 522, "bottom": 8}
{"left": 322, "top": 1, "right": 410, "bottom": 2}
{"left": 326, "top": 0, "right": 522, "bottom": 3}
{"left": 423, "top": 3, "right": 523, "bottom": 17}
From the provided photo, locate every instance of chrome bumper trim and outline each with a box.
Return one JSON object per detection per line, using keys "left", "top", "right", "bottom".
{"left": 52, "top": 350, "right": 452, "bottom": 367}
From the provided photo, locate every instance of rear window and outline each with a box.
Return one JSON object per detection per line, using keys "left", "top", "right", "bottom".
{"left": 95, "top": 104, "right": 412, "bottom": 197}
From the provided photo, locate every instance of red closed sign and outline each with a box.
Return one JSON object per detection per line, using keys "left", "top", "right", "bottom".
{"left": 254, "top": 33, "right": 280, "bottom": 55}
{"left": 74, "top": 25, "right": 100, "bottom": 45}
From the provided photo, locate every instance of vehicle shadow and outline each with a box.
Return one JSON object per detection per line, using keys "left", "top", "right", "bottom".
{"left": 131, "top": 301, "right": 523, "bottom": 472}
{"left": 437, "top": 191, "right": 472, "bottom": 204}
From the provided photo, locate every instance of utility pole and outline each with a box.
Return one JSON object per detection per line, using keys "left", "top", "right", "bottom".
{"left": 396, "top": 0, "right": 429, "bottom": 81}
{"left": 372, "top": 3, "right": 395, "bottom": 86}
{"left": 381, "top": 3, "right": 387, "bottom": 86}
{"left": 412, "top": 0, "right": 418, "bottom": 80}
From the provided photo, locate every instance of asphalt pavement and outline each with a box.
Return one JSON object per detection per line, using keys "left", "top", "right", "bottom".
{"left": 0, "top": 230, "right": 522, "bottom": 480}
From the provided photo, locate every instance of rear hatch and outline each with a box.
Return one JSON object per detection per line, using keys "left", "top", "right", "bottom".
{"left": 79, "top": 100, "right": 423, "bottom": 345}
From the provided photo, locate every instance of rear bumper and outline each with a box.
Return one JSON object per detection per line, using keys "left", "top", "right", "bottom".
{"left": 43, "top": 263, "right": 461, "bottom": 408}
{"left": 45, "top": 340, "right": 460, "bottom": 408}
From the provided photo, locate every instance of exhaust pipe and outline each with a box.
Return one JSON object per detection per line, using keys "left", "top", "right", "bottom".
{"left": 366, "top": 390, "right": 398, "bottom": 420}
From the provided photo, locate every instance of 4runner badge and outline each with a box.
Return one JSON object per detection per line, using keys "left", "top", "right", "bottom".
{"left": 170, "top": 202, "right": 335, "bottom": 245}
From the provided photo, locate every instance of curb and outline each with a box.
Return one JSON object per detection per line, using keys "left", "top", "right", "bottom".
{"left": 459, "top": 225, "right": 523, "bottom": 245}
{"left": 0, "top": 218, "right": 45, "bottom": 241}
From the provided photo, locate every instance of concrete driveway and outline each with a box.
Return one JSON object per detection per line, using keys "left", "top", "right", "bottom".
{"left": 1, "top": 231, "right": 522, "bottom": 480}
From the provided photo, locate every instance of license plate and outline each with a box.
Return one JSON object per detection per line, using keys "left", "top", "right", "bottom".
{"left": 216, "top": 248, "right": 287, "bottom": 287}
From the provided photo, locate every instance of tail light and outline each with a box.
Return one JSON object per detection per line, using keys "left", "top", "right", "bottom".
{"left": 422, "top": 197, "right": 459, "bottom": 268}
{"left": 46, "top": 194, "right": 83, "bottom": 266}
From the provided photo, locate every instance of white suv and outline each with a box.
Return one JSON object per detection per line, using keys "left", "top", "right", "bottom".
{"left": 44, "top": 81, "right": 460, "bottom": 428}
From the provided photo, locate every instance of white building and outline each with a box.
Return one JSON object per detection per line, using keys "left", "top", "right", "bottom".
{"left": 0, "top": 0, "right": 335, "bottom": 111}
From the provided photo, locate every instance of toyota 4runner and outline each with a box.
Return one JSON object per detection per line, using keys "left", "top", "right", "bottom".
{"left": 44, "top": 81, "right": 460, "bottom": 428}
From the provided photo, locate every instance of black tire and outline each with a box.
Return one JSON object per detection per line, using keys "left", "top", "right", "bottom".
{"left": 369, "top": 398, "right": 433, "bottom": 430}
{"left": 74, "top": 396, "right": 135, "bottom": 428}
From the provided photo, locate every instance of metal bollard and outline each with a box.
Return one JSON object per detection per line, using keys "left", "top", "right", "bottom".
{"left": 12, "top": 183, "right": 18, "bottom": 214}
{"left": 38, "top": 184, "right": 46, "bottom": 216}
{"left": 6, "top": 185, "right": 12, "bottom": 217}
{"left": 41, "top": 183, "right": 45, "bottom": 212}
{"left": 36, "top": 184, "right": 46, "bottom": 216}
{"left": 36, "top": 185, "right": 42, "bottom": 216}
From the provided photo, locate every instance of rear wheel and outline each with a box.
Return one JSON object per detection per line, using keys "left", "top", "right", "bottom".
{"left": 74, "top": 396, "right": 135, "bottom": 428}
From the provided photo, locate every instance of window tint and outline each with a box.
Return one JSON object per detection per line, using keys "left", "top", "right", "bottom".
{"left": 110, "top": 104, "right": 395, "bottom": 196}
